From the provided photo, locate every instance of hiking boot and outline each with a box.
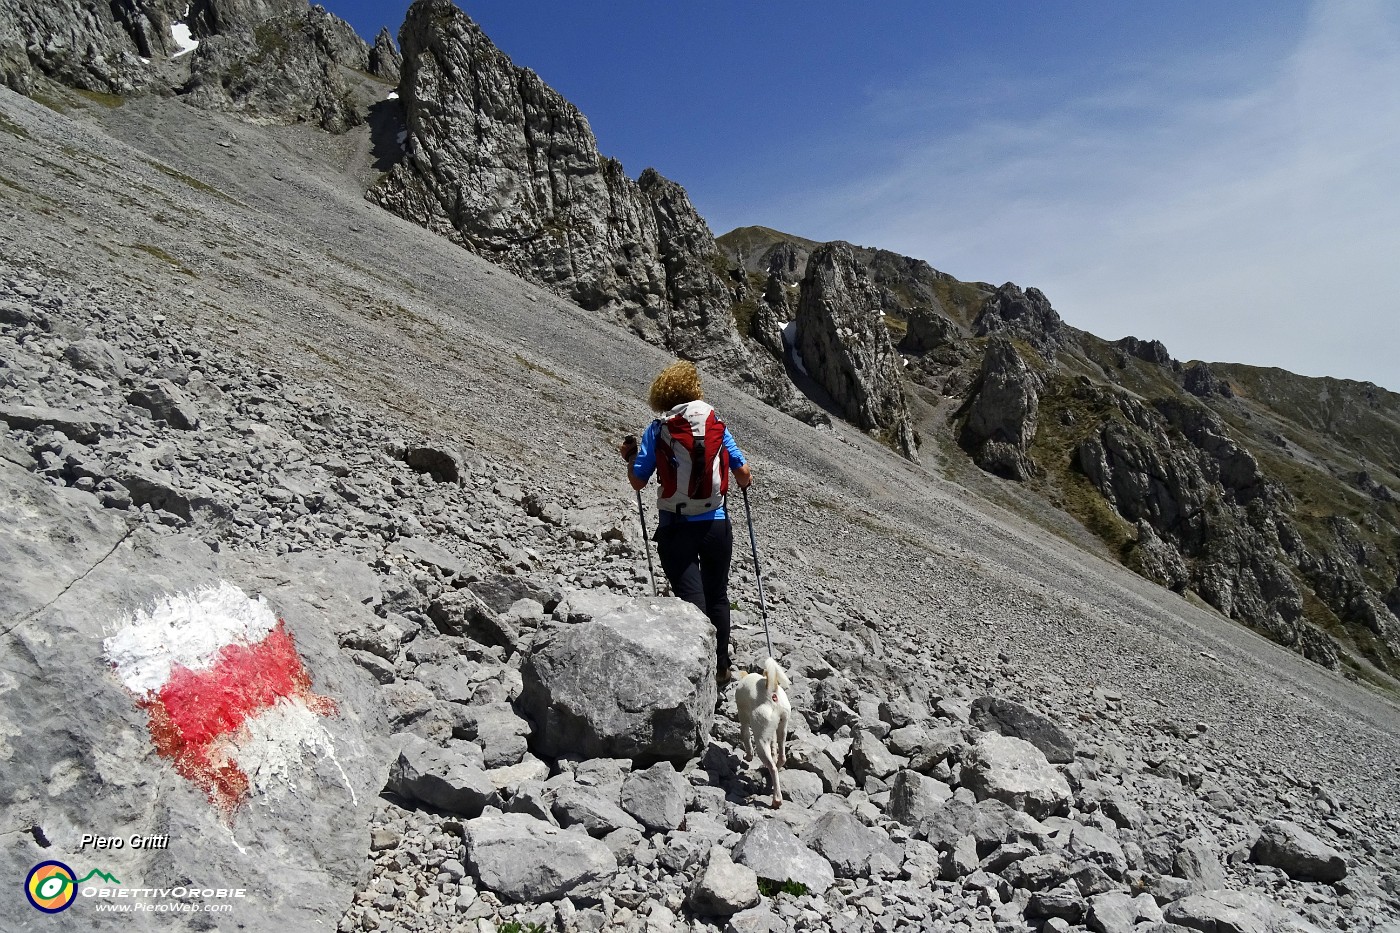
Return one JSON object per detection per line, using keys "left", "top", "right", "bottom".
{"left": 716, "top": 666, "right": 733, "bottom": 689}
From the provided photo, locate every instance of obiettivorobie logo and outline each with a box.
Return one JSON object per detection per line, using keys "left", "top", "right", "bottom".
{"left": 24, "top": 861, "right": 121, "bottom": 914}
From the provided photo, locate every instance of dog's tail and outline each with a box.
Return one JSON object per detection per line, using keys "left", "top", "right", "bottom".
{"left": 764, "top": 657, "right": 782, "bottom": 696}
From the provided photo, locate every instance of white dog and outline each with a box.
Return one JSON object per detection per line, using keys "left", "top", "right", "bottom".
{"left": 734, "top": 657, "right": 792, "bottom": 808}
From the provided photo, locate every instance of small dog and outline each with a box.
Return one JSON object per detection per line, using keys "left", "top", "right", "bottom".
{"left": 734, "top": 657, "right": 792, "bottom": 808}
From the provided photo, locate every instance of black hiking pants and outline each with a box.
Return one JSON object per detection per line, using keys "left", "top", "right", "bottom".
{"left": 656, "top": 518, "right": 732, "bottom": 674}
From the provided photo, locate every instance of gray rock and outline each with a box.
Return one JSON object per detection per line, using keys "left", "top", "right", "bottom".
{"left": 960, "top": 336, "right": 1044, "bottom": 479}
{"left": 973, "top": 281, "right": 1064, "bottom": 355}
{"left": 402, "top": 444, "right": 465, "bottom": 483}
{"left": 387, "top": 734, "right": 498, "bottom": 815}
{"left": 733, "top": 820, "right": 835, "bottom": 895}
{"left": 427, "top": 588, "right": 519, "bottom": 650}
{"left": 551, "top": 783, "right": 643, "bottom": 837}
{"left": 1250, "top": 819, "right": 1348, "bottom": 883}
{"left": 724, "top": 903, "right": 784, "bottom": 933}
{"left": 1027, "top": 885, "right": 1086, "bottom": 923}
{"left": 849, "top": 727, "right": 903, "bottom": 782}
{"left": 1163, "top": 890, "right": 1326, "bottom": 933}
{"left": 620, "top": 761, "right": 688, "bottom": 832}
{"left": 368, "top": 25, "right": 401, "bottom": 81}
{"left": 959, "top": 732, "right": 1071, "bottom": 819}
{"left": 799, "top": 810, "right": 900, "bottom": 878}
{"left": 127, "top": 379, "right": 199, "bottom": 429}
{"left": 0, "top": 461, "right": 388, "bottom": 931}
{"left": 1176, "top": 837, "right": 1228, "bottom": 892}
{"left": 795, "top": 242, "right": 917, "bottom": 459}
{"left": 0, "top": 402, "right": 112, "bottom": 443}
{"left": 518, "top": 594, "right": 716, "bottom": 762}
{"left": 462, "top": 811, "right": 617, "bottom": 903}
{"left": 63, "top": 337, "right": 126, "bottom": 378}
{"left": 688, "top": 846, "right": 760, "bottom": 917}
{"left": 886, "top": 769, "right": 953, "bottom": 833}
{"left": 1077, "top": 779, "right": 1146, "bottom": 830}
{"left": 969, "top": 696, "right": 1076, "bottom": 763}
{"left": 1064, "top": 824, "right": 1128, "bottom": 880}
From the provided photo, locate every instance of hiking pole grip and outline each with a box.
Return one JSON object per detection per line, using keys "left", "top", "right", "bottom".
{"left": 742, "top": 486, "right": 774, "bottom": 660}
{"left": 636, "top": 488, "right": 658, "bottom": 597}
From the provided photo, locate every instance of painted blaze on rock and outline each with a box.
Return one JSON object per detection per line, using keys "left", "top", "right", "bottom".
{"left": 104, "top": 582, "right": 341, "bottom": 813}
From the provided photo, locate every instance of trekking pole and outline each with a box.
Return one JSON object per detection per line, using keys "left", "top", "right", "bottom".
{"left": 623, "top": 434, "right": 659, "bottom": 597}
{"left": 635, "top": 488, "right": 658, "bottom": 597}
{"left": 741, "top": 486, "right": 774, "bottom": 660}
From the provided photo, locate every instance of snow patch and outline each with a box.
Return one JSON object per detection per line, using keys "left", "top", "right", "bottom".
{"left": 171, "top": 21, "right": 199, "bottom": 58}
{"left": 386, "top": 91, "right": 399, "bottom": 101}
{"left": 103, "top": 582, "right": 279, "bottom": 694}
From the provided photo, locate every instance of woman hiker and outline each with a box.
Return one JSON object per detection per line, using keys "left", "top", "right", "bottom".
{"left": 619, "top": 360, "right": 753, "bottom": 689}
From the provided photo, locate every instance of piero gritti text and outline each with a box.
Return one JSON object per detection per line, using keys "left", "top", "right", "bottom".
{"left": 80, "top": 833, "right": 171, "bottom": 851}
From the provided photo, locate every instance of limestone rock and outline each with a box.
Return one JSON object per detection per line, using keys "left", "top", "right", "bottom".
{"left": 973, "top": 282, "right": 1064, "bottom": 356}
{"left": 1163, "top": 890, "right": 1326, "bottom": 933}
{"left": 462, "top": 811, "right": 617, "bottom": 903}
{"left": 959, "top": 337, "right": 1042, "bottom": 480}
{"left": 886, "top": 769, "right": 953, "bottom": 833}
{"left": 688, "top": 846, "right": 760, "bottom": 917}
{"left": 181, "top": 4, "right": 369, "bottom": 132}
{"left": 518, "top": 594, "right": 716, "bottom": 762}
{"left": 959, "top": 732, "right": 1071, "bottom": 820}
{"left": 969, "top": 696, "right": 1075, "bottom": 763}
{"left": 795, "top": 242, "right": 917, "bottom": 459}
{"left": 799, "top": 810, "right": 900, "bottom": 879}
{"left": 1250, "top": 819, "right": 1348, "bottom": 883}
{"left": 732, "top": 820, "right": 835, "bottom": 895}
{"left": 387, "top": 734, "right": 497, "bottom": 815}
{"left": 368, "top": 25, "right": 400, "bottom": 80}
{"left": 620, "top": 761, "right": 689, "bottom": 832}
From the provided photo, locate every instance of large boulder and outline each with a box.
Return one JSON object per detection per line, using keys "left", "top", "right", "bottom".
{"left": 462, "top": 812, "right": 617, "bottom": 903}
{"left": 386, "top": 735, "right": 497, "bottom": 815}
{"left": 1250, "top": 819, "right": 1348, "bottom": 883}
{"left": 688, "top": 846, "right": 760, "bottom": 917}
{"left": 959, "top": 733, "right": 1071, "bottom": 820}
{"left": 1163, "top": 890, "right": 1326, "bottom": 933}
{"left": 518, "top": 594, "right": 716, "bottom": 763}
{"left": 799, "top": 810, "right": 901, "bottom": 879}
{"left": 732, "top": 820, "right": 835, "bottom": 895}
{"left": 969, "top": 696, "right": 1075, "bottom": 763}
{"left": 0, "top": 459, "right": 388, "bottom": 930}
{"left": 620, "top": 761, "right": 689, "bottom": 832}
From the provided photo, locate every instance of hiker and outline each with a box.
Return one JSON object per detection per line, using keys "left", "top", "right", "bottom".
{"left": 620, "top": 360, "right": 753, "bottom": 687}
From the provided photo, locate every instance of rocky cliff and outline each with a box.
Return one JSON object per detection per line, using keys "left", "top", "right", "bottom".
{"left": 368, "top": 0, "right": 815, "bottom": 422}
{"left": 795, "top": 243, "right": 918, "bottom": 459}
{"left": 0, "top": 0, "right": 379, "bottom": 131}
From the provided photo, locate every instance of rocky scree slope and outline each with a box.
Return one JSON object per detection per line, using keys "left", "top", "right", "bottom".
{"left": 717, "top": 226, "right": 1400, "bottom": 692}
{"left": 3, "top": 83, "right": 1400, "bottom": 933}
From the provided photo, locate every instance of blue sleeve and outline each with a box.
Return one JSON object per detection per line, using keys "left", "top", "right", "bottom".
{"left": 632, "top": 420, "right": 660, "bottom": 481}
{"left": 723, "top": 428, "right": 746, "bottom": 468}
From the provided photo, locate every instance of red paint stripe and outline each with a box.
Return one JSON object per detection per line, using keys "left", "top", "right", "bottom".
{"left": 137, "top": 620, "right": 335, "bottom": 814}
{"left": 154, "top": 622, "right": 310, "bottom": 748}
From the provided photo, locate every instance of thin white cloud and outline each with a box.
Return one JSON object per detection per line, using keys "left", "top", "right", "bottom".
{"left": 773, "top": 0, "right": 1400, "bottom": 390}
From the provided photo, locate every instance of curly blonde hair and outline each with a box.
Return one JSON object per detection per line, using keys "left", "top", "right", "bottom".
{"left": 648, "top": 360, "right": 703, "bottom": 411}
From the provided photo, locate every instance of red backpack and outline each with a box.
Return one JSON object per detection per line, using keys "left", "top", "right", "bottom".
{"left": 655, "top": 401, "right": 730, "bottom": 514}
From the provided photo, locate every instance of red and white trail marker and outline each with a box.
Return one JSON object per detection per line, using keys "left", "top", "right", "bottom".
{"left": 103, "top": 582, "right": 346, "bottom": 814}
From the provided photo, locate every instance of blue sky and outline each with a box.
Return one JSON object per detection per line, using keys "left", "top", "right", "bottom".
{"left": 323, "top": 2, "right": 1400, "bottom": 391}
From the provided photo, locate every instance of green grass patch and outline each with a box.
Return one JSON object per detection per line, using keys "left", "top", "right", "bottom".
{"left": 497, "top": 922, "right": 546, "bottom": 933}
{"left": 0, "top": 112, "right": 32, "bottom": 140}
{"left": 757, "top": 877, "right": 809, "bottom": 897}
{"left": 130, "top": 243, "right": 197, "bottom": 277}
{"left": 73, "top": 88, "right": 125, "bottom": 108}
{"left": 514, "top": 352, "right": 566, "bottom": 384}
{"left": 145, "top": 160, "right": 236, "bottom": 203}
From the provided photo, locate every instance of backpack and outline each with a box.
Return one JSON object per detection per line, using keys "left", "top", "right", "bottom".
{"left": 654, "top": 400, "right": 729, "bottom": 514}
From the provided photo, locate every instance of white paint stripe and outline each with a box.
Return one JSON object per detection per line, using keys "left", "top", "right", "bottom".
{"left": 226, "top": 697, "right": 354, "bottom": 803}
{"left": 103, "top": 582, "right": 279, "bottom": 694}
